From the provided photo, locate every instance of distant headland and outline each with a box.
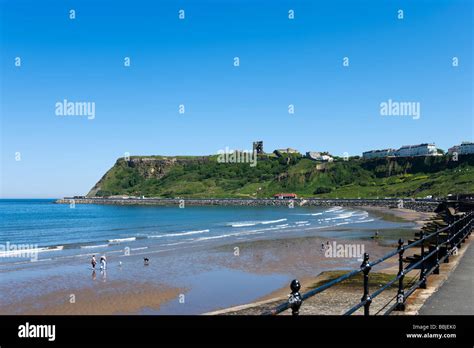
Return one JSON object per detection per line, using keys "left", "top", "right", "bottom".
{"left": 60, "top": 141, "right": 474, "bottom": 201}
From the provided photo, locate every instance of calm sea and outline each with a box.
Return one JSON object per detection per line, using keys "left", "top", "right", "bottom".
{"left": 0, "top": 199, "right": 411, "bottom": 264}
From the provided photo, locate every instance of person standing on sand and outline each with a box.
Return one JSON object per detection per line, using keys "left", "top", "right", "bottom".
{"left": 91, "top": 255, "right": 97, "bottom": 269}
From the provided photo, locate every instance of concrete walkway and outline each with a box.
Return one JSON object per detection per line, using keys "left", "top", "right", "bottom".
{"left": 419, "top": 241, "right": 474, "bottom": 315}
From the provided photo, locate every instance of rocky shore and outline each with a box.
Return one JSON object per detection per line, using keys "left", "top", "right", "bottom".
{"left": 55, "top": 197, "right": 439, "bottom": 212}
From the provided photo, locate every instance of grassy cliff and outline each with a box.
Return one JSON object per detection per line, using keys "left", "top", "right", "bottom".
{"left": 86, "top": 154, "right": 474, "bottom": 199}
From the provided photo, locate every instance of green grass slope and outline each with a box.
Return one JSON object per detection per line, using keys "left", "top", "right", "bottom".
{"left": 88, "top": 154, "right": 474, "bottom": 199}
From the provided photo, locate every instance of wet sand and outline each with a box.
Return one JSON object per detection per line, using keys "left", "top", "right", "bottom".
{"left": 0, "top": 281, "right": 183, "bottom": 315}
{"left": 205, "top": 206, "right": 434, "bottom": 315}
{"left": 362, "top": 206, "right": 435, "bottom": 229}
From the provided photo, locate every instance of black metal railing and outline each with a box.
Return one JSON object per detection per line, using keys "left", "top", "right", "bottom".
{"left": 263, "top": 209, "right": 474, "bottom": 316}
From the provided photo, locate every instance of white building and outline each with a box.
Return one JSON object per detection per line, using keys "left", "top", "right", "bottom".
{"left": 448, "top": 142, "right": 474, "bottom": 155}
{"left": 394, "top": 143, "right": 439, "bottom": 157}
{"left": 362, "top": 149, "right": 395, "bottom": 159}
{"left": 306, "top": 152, "right": 334, "bottom": 162}
{"left": 274, "top": 148, "right": 300, "bottom": 157}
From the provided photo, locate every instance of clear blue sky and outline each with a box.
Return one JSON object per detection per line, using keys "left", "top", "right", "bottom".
{"left": 1, "top": 0, "right": 472, "bottom": 198}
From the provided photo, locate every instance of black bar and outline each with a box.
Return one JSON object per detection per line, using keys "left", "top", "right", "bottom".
{"left": 395, "top": 238, "right": 406, "bottom": 311}
{"left": 361, "top": 253, "right": 372, "bottom": 316}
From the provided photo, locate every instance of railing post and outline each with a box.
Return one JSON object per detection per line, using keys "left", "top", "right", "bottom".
{"left": 470, "top": 214, "right": 473, "bottom": 237}
{"left": 469, "top": 213, "right": 473, "bottom": 236}
{"left": 288, "top": 279, "right": 302, "bottom": 316}
{"left": 445, "top": 223, "right": 451, "bottom": 263}
{"left": 395, "top": 239, "right": 405, "bottom": 311}
{"left": 360, "top": 252, "right": 372, "bottom": 316}
{"left": 456, "top": 214, "right": 462, "bottom": 249}
{"left": 460, "top": 214, "right": 466, "bottom": 245}
{"left": 419, "top": 230, "right": 427, "bottom": 289}
{"left": 462, "top": 212, "right": 472, "bottom": 242}
{"left": 450, "top": 215, "right": 458, "bottom": 257}
{"left": 434, "top": 228, "right": 440, "bottom": 275}
{"left": 465, "top": 213, "right": 471, "bottom": 239}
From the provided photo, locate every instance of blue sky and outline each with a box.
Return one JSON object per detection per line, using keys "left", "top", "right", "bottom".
{"left": 1, "top": 0, "right": 472, "bottom": 198}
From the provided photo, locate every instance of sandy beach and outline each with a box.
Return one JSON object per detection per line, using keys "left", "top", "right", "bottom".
{"left": 0, "top": 281, "right": 183, "bottom": 315}
{"left": 361, "top": 206, "right": 435, "bottom": 229}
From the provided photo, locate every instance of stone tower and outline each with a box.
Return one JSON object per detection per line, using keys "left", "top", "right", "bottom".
{"left": 253, "top": 141, "right": 264, "bottom": 154}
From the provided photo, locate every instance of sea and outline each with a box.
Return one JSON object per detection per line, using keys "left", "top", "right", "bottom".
{"left": 0, "top": 199, "right": 414, "bottom": 263}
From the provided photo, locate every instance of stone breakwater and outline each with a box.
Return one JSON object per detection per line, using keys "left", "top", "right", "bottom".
{"left": 55, "top": 198, "right": 439, "bottom": 212}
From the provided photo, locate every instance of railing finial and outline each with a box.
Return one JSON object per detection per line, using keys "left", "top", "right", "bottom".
{"left": 288, "top": 279, "right": 302, "bottom": 316}
{"left": 398, "top": 238, "right": 404, "bottom": 247}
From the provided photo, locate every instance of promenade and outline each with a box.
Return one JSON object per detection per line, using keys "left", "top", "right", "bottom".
{"left": 419, "top": 242, "right": 474, "bottom": 315}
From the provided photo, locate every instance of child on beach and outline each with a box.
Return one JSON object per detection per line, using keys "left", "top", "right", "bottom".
{"left": 91, "top": 255, "right": 97, "bottom": 269}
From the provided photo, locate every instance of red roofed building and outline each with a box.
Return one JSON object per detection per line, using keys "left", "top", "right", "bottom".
{"left": 273, "top": 193, "right": 298, "bottom": 199}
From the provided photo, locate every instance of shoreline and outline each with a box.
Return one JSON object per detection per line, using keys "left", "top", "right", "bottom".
{"left": 361, "top": 206, "right": 435, "bottom": 229}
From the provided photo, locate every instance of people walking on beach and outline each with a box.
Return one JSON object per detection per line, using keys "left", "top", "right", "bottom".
{"left": 91, "top": 255, "right": 97, "bottom": 269}
{"left": 100, "top": 255, "right": 107, "bottom": 271}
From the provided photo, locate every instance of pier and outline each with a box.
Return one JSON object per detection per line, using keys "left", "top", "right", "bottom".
{"left": 56, "top": 197, "right": 438, "bottom": 212}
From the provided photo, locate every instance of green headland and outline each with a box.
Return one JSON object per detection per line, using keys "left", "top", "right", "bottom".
{"left": 86, "top": 152, "right": 474, "bottom": 199}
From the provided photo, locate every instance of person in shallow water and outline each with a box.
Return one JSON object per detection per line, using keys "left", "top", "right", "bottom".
{"left": 91, "top": 255, "right": 97, "bottom": 269}
{"left": 100, "top": 255, "right": 107, "bottom": 270}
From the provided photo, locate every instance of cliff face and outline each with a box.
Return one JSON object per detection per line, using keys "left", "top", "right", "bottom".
{"left": 86, "top": 154, "right": 474, "bottom": 199}
{"left": 86, "top": 156, "right": 209, "bottom": 197}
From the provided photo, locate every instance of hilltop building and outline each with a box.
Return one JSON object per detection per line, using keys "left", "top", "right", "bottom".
{"left": 306, "top": 151, "right": 334, "bottom": 162}
{"left": 448, "top": 142, "right": 474, "bottom": 155}
{"left": 363, "top": 143, "right": 440, "bottom": 159}
{"left": 273, "top": 148, "right": 300, "bottom": 157}
{"left": 362, "top": 149, "right": 396, "bottom": 159}
{"left": 395, "top": 143, "right": 439, "bottom": 157}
